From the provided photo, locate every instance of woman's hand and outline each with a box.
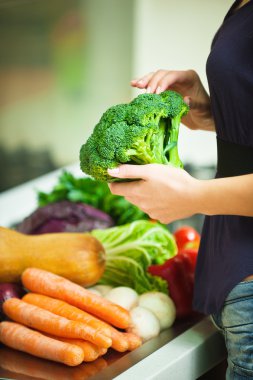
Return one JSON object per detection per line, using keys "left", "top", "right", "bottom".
{"left": 131, "top": 69, "right": 215, "bottom": 132}
{"left": 108, "top": 164, "right": 201, "bottom": 224}
{"left": 108, "top": 166, "right": 253, "bottom": 221}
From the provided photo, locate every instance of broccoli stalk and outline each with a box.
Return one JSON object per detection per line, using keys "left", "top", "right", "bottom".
{"left": 126, "top": 123, "right": 167, "bottom": 165}
{"left": 164, "top": 109, "right": 188, "bottom": 168}
{"left": 80, "top": 90, "right": 189, "bottom": 182}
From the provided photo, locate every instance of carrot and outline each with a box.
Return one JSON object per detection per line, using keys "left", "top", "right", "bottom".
{"left": 22, "top": 293, "right": 111, "bottom": 348}
{"left": 3, "top": 298, "right": 112, "bottom": 349}
{"left": 108, "top": 328, "right": 129, "bottom": 352}
{"left": 124, "top": 332, "right": 142, "bottom": 351}
{"left": 22, "top": 292, "right": 136, "bottom": 352}
{"left": 22, "top": 268, "right": 130, "bottom": 329}
{"left": 107, "top": 327, "right": 142, "bottom": 352}
{"left": 0, "top": 321, "right": 84, "bottom": 366}
{"left": 44, "top": 333, "right": 107, "bottom": 362}
{"left": 0, "top": 346, "right": 108, "bottom": 380}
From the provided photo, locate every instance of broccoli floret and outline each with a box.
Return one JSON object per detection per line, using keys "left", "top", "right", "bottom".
{"left": 80, "top": 90, "right": 189, "bottom": 182}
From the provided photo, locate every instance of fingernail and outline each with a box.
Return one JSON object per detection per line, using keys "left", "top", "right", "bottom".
{"left": 156, "top": 86, "right": 161, "bottom": 94}
{"left": 146, "top": 87, "right": 151, "bottom": 93}
{"left": 137, "top": 79, "right": 144, "bottom": 84}
{"left": 108, "top": 167, "right": 120, "bottom": 175}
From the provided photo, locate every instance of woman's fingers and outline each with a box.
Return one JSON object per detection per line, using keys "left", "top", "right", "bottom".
{"left": 130, "top": 72, "right": 154, "bottom": 89}
{"left": 131, "top": 70, "right": 171, "bottom": 93}
{"left": 146, "top": 70, "right": 181, "bottom": 93}
{"left": 107, "top": 165, "right": 149, "bottom": 179}
{"left": 108, "top": 165, "right": 152, "bottom": 197}
{"left": 131, "top": 70, "right": 192, "bottom": 95}
{"left": 108, "top": 180, "right": 143, "bottom": 198}
{"left": 144, "top": 70, "right": 170, "bottom": 93}
{"left": 108, "top": 165, "right": 150, "bottom": 180}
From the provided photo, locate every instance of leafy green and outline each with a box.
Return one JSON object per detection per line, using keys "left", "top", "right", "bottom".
{"left": 37, "top": 171, "right": 148, "bottom": 225}
{"left": 91, "top": 220, "right": 177, "bottom": 294}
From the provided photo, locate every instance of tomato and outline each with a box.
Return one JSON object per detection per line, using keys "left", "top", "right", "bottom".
{"left": 174, "top": 226, "right": 200, "bottom": 251}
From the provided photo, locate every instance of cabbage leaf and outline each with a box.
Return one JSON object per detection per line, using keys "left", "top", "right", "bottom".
{"left": 91, "top": 220, "right": 177, "bottom": 294}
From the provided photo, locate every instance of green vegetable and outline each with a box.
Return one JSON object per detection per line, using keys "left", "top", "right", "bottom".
{"left": 91, "top": 220, "right": 177, "bottom": 294}
{"left": 38, "top": 171, "right": 147, "bottom": 225}
{"left": 80, "top": 90, "right": 189, "bottom": 182}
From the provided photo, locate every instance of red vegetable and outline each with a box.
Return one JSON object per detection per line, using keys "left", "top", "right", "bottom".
{"left": 0, "top": 283, "right": 25, "bottom": 321}
{"left": 148, "top": 248, "right": 198, "bottom": 319}
{"left": 179, "top": 248, "right": 198, "bottom": 273}
{"left": 17, "top": 201, "right": 114, "bottom": 235}
{"left": 173, "top": 226, "right": 200, "bottom": 251}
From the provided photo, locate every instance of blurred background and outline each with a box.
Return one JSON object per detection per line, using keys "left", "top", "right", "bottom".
{"left": 0, "top": 0, "right": 231, "bottom": 229}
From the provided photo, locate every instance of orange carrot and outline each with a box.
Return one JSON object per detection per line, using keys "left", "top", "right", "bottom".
{"left": 0, "top": 321, "right": 84, "bottom": 366}
{"left": 0, "top": 346, "right": 108, "bottom": 380}
{"left": 124, "top": 332, "right": 142, "bottom": 351}
{"left": 44, "top": 333, "right": 107, "bottom": 362}
{"left": 107, "top": 327, "right": 142, "bottom": 352}
{"left": 108, "top": 328, "right": 129, "bottom": 352}
{"left": 23, "top": 292, "right": 136, "bottom": 352}
{"left": 3, "top": 298, "right": 112, "bottom": 349}
{"left": 22, "top": 268, "right": 130, "bottom": 329}
{"left": 22, "top": 293, "right": 111, "bottom": 348}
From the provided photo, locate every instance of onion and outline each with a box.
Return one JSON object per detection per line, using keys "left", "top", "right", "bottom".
{"left": 0, "top": 283, "right": 25, "bottom": 320}
{"left": 105, "top": 287, "right": 139, "bottom": 310}
{"left": 127, "top": 306, "right": 160, "bottom": 342}
{"left": 138, "top": 292, "right": 176, "bottom": 330}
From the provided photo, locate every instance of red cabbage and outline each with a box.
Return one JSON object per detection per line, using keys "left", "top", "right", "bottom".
{"left": 17, "top": 200, "right": 114, "bottom": 234}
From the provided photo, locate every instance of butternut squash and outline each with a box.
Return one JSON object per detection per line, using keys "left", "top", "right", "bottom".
{"left": 0, "top": 227, "right": 105, "bottom": 285}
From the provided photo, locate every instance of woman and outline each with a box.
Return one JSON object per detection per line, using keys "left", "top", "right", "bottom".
{"left": 107, "top": 0, "right": 253, "bottom": 378}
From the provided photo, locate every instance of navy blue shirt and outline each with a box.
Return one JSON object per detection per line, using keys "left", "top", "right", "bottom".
{"left": 193, "top": 0, "right": 253, "bottom": 315}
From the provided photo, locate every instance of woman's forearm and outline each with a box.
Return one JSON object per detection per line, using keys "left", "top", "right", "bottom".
{"left": 196, "top": 173, "right": 253, "bottom": 217}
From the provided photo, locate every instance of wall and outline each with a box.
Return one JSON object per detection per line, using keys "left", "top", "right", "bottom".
{"left": 132, "top": 0, "right": 232, "bottom": 166}
{"left": 0, "top": 0, "right": 134, "bottom": 168}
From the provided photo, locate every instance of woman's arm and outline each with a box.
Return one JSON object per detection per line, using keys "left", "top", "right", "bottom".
{"left": 108, "top": 165, "right": 253, "bottom": 224}
{"left": 197, "top": 173, "right": 253, "bottom": 217}
{"left": 131, "top": 69, "right": 215, "bottom": 132}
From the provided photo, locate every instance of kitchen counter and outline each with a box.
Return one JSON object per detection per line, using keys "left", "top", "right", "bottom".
{"left": 0, "top": 164, "right": 227, "bottom": 380}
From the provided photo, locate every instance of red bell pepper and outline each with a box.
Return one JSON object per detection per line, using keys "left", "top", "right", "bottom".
{"left": 148, "top": 249, "right": 198, "bottom": 319}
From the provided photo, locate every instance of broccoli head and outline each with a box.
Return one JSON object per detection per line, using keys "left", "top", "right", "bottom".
{"left": 80, "top": 90, "right": 189, "bottom": 182}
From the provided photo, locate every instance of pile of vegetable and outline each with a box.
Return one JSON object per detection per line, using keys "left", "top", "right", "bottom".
{"left": 0, "top": 163, "right": 201, "bottom": 375}
{"left": 0, "top": 223, "right": 200, "bottom": 371}
{"left": 79, "top": 90, "right": 189, "bottom": 182}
